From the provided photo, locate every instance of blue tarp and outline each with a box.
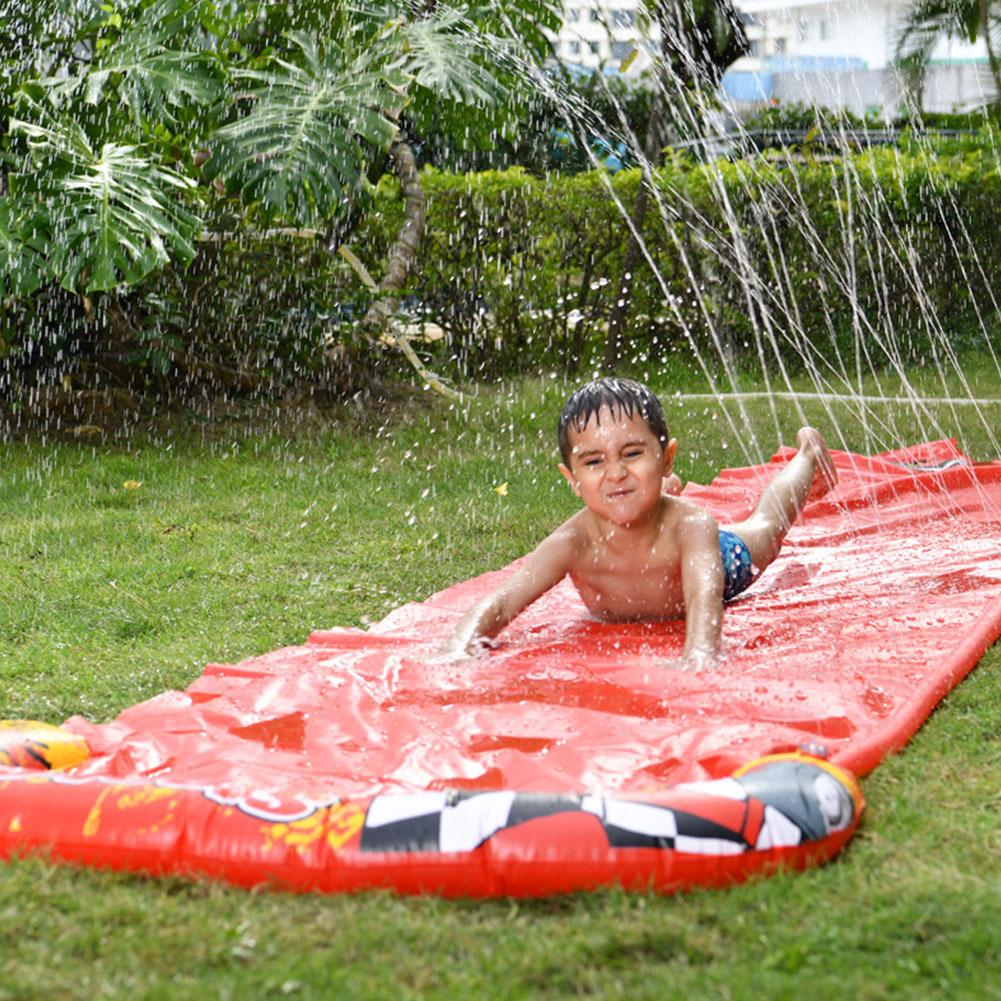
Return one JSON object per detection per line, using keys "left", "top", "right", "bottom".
{"left": 721, "top": 71, "right": 774, "bottom": 101}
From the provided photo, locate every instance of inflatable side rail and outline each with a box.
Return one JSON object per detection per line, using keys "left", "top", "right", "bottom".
{"left": 0, "top": 722, "right": 863, "bottom": 897}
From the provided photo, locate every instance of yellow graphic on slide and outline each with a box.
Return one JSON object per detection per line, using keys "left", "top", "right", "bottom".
{"left": 0, "top": 720, "right": 90, "bottom": 771}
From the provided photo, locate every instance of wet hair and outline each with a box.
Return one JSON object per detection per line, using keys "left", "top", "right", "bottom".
{"left": 557, "top": 377, "right": 669, "bottom": 466}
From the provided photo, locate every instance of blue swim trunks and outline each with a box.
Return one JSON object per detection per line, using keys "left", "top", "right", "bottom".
{"left": 719, "top": 529, "right": 755, "bottom": 602}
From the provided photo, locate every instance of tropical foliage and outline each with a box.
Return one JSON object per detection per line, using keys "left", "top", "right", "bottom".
{"left": 9, "top": 102, "right": 200, "bottom": 293}
{"left": 330, "top": 147, "right": 1001, "bottom": 371}
{"left": 100, "top": 138, "right": 997, "bottom": 403}
{"left": 895, "top": 0, "right": 1001, "bottom": 103}
{"left": 0, "top": 0, "right": 560, "bottom": 297}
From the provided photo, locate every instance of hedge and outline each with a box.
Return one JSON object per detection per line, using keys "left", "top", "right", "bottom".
{"left": 358, "top": 138, "right": 1001, "bottom": 379}
{"left": 3, "top": 136, "right": 1000, "bottom": 404}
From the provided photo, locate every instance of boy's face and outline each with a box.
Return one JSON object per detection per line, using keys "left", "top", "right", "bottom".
{"left": 559, "top": 405, "right": 677, "bottom": 527}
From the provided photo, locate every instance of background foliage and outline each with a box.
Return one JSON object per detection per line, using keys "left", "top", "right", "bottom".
{"left": 1, "top": 0, "right": 999, "bottom": 418}
{"left": 10, "top": 134, "right": 996, "bottom": 413}
{"left": 383, "top": 142, "right": 1001, "bottom": 376}
{"left": 3, "top": 133, "right": 1001, "bottom": 417}
{"left": 0, "top": 0, "right": 563, "bottom": 417}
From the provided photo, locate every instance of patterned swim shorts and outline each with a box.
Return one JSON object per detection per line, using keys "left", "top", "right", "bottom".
{"left": 719, "top": 529, "right": 755, "bottom": 602}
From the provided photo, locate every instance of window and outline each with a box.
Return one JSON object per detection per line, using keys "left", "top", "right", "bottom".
{"left": 589, "top": 7, "right": 600, "bottom": 22}
{"left": 774, "top": 37, "right": 787, "bottom": 55}
{"left": 588, "top": 39, "right": 601, "bottom": 54}
{"left": 567, "top": 39, "right": 581, "bottom": 56}
{"left": 819, "top": 17, "right": 830, "bottom": 40}
{"left": 566, "top": 6, "right": 580, "bottom": 22}
{"left": 610, "top": 40, "right": 634, "bottom": 61}
{"left": 611, "top": 8, "right": 635, "bottom": 28}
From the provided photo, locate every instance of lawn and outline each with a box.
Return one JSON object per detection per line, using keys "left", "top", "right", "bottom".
{"left": 1, "top": 359, "right": 1000, "bottom": 1000}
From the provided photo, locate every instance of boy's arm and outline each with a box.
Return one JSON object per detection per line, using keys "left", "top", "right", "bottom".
{"left": 676, "top": 511, "right": 725, "bottom": 670}
{"left": 443, "top": 525, "right": 578, "bottom": 659}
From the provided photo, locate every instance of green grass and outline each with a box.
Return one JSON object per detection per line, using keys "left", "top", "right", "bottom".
{"left": 1, "top": 360, "right": 1000, "bottom": 1000}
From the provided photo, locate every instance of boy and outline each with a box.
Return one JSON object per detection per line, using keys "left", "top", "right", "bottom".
{"left": 444, "top": 377, "right": 836, "bottom": 670}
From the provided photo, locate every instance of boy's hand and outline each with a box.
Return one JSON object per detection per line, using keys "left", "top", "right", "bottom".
{"left": 661, "top": 650, "right": 720, "bottom": 672}
{"left": 428, "top": 636, "right": 499, "bottom": 664}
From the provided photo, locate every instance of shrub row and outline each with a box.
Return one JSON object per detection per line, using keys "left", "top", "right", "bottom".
{"left": 3, "top": 136, "right": 1000, "bottom": 407}
{"left": 366, "top": 137, "right": 1001, "bottom": 378}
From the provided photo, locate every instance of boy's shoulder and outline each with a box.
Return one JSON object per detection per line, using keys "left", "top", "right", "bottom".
{"left": 665, "top": 495, "right": 717, "bottom": 526}
{"left": 516, "top": 512, "right": 591, "bottom": 580}
{"left": 530, "top": 510, "right": 597, "bottom": 562}
{"left": 665, "top": 496, "right": 720, "bottom": 546}
{"left": 546, "top": 509, "right": 593, "bottom": 550}
{"left": 536, "top": 497, "right": 718, "bottom": 561}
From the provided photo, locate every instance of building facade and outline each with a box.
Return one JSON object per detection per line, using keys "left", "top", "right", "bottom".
{"left": 728, "top": 0, "right": 996, "bottom": 112}
{"left": 552, "top": 1, "right": 654, "bottom": 72}
{"left": 550, "top": 0, "right": 998, "bottom": 113}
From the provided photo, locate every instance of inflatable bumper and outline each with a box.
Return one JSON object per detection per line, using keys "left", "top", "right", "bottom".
{"left": 2, "top": 439, "right": 1000, "bottom": 896}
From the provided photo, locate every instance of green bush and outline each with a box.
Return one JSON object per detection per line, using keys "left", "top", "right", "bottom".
{"left": 742, "top": 99, "right": 1001, "bottom": 134}
{"left": 3, "top": 137, "right": 1000, "bottom": 410}
{"left": 383, "top": 143, "right": 1001, "bottom": 379}
{"left": 412, "top": 67, "right": 655, "bottom": 176}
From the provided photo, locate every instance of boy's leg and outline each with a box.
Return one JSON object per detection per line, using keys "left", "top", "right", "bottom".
{"left": 728, "top": 428, "right": 837, "bottom": 572}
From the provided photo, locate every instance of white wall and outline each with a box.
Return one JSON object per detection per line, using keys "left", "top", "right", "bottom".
{"left": 549, "top": 0, "right": 996, "bottom": 112}
{"left": 770, "top": 62, "right": 998, "bottom": 113}
{"left": 735, "top": 0, "right": 988, "bottom": 70}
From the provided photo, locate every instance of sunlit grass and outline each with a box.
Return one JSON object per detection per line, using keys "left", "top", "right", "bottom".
{"left": 0, "top": 357, "right": 999, "bottom": 999}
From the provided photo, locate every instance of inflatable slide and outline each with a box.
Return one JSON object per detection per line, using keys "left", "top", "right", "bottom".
{"left": 1, "top": 439, "right": 999, "bottom": 896}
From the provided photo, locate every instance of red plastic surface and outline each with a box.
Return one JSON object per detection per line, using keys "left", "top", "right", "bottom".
{"left": 1, "top": 439, "right": 999, "bottom": 895}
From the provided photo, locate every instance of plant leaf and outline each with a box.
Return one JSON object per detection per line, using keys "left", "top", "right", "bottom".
{"left": 39, "top": 0, "right": 221, "bottom": 124}
{"left": 392, "top": 10, "right": 507, "bottom": 107}
{"left": 0, "top": 200, "right": 51, "bottom": 297}
{"left": 208, "top": 37, "right": 398, "bottom": 223}
{"left": 10, "top": 111, "right": 200, "bottom": 293}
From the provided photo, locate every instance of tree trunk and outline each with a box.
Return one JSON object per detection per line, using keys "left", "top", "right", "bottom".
{"left": 338, "top": 134, "right": 459, "bottom": 400}
{"left": 363, "top": 136, "right": 426, "bottom": 329}
{"left": 978, "top": 0, "right": 1001, "bottom": 100}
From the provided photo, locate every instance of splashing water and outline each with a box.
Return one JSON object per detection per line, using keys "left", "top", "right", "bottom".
{"left": 0, "top": 0, "right": 998, "bottom": 475}
{"left": 488, "top": 8, "right": 1001, "bottom": 470}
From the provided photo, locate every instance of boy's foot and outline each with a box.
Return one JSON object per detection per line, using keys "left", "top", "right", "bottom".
{"left": 797, "top": 427, "right": 838, "bottom": 501}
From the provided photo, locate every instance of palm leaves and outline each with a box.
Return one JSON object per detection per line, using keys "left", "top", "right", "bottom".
{"left": 207, "top": 33, "right": 399, "bottom": 222}
{"left": 391, "top": 9, "right": 509, "bottom": 107}
{"left": 206, "top": 7, "right": 516, "bottom": 223}
{"left": 895, "top": 0, "right": 1001, "bottom": 102}
{"left": 1, "top": 0, "right": 559, "bottom": 296}
{"left": 40, "top": 0, "right": 222, "bottom": 124}
{"left": 8, "top": 107, "right": 198, "bottom": 292}
{"left": 0, "top": 201, "right": 48, "bottom": 298}
{"left": 2, "top": 0, "right": 214, "bottom": 294}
